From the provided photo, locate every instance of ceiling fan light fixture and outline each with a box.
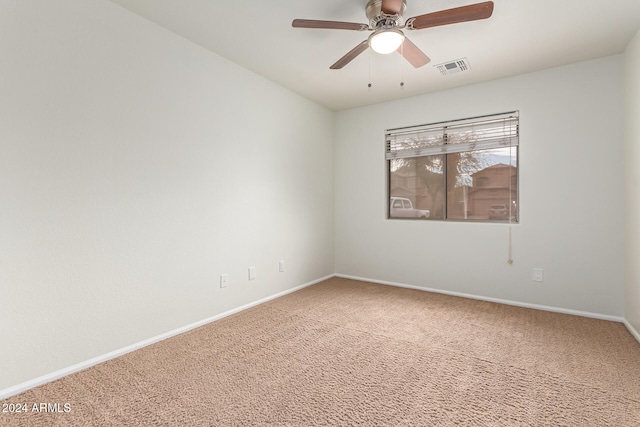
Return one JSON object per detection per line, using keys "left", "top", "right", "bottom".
{"left": 369, "top": 28, "right": 405, "bottom": 54}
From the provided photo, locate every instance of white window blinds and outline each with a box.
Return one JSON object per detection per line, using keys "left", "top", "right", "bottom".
{"left": 385, "top": 112, "right": 519, "bottom": 160}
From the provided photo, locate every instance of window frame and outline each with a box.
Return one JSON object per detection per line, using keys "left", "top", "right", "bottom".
{"left": 385, "top": 111, "right": 519, "bottom": 223}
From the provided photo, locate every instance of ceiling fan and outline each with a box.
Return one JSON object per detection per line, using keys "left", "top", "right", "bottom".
{"left": 292, "top": 0, "right": 494, "bottom": 69}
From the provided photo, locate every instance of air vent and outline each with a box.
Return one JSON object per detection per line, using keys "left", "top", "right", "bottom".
{"left": 435, "top": 58, "right": 470, "bottom": 75}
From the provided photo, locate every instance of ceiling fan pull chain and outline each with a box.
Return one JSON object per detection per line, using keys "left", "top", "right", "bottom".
{"left": 400, "top": 41, "right": 405, "bottom": 88}
{"left": 368, "top": 49, "right": 373, "bottom": 89}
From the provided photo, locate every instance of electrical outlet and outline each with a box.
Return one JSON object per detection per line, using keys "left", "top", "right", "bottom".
{"left": 220, "top": 274, "right": 228, "bottom": 288}
{"left": 248, "top": 266, "right": 256, "bottom": 280}
{"left": 532, "top": 268, "right": 544, "bottom": 283}
{"left": 279, "top": 260, "right": 285, "bottom": 272}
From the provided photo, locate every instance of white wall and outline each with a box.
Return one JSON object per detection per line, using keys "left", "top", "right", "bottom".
{"left": 334, "top": 55, "right": 625, "bottom": 317}
{"left": 0, "top": 0, "right": 334, "bottom": 391}
{"left": 624, "top": 29, "right": 640, "bottom": 337}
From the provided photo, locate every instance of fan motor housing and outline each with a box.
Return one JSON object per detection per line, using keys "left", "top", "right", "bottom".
{"left": 365, "top": 0, "right": 407, "bottom": 23}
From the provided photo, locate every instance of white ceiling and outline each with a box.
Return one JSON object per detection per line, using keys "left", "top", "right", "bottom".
{"left": 108, "top": 0, "right": 640, "bottom": 111}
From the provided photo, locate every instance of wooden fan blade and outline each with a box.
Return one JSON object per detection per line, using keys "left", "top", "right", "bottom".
{"left": 407, "top": 1, "right": 494, "bottom": 30}
{"left": 397, "top": 37, "right": 430, "bottom": 68}
{"left": 330, "top": 40, "right": 369, "bottom": 69}
{"left": 381, "top": 0, "right": 404, "bottom": 15}
{"left": 292, "top": 19, "right": 368, "bottom": 31}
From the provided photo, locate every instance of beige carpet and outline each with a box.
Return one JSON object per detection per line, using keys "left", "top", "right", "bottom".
{"left": 2, "top": 277, "right": 640, "bottom": 426}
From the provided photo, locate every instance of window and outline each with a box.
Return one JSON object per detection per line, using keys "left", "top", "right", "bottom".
{"left": 386, "top": 112, "right": 519, "bottom": 222}
{"left": 475, "top": 177, "right": 489, "bottom": 187}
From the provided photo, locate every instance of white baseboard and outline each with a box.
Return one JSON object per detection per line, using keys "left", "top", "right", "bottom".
{"left": 3, "top": 273, "right": 636, "bottom": 401}
{"left": 624, "top": 319, "right": 640, "bottom": 343}
{"left": 335, "top": 274, "right": 626, "bottom": 323}
{"left": 0, "top": 274, "right": 333, "bottom": 401}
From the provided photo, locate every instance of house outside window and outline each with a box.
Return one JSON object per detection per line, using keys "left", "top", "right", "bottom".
{"left": 386, "top": 112, "right": 519, "bottom": 222}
